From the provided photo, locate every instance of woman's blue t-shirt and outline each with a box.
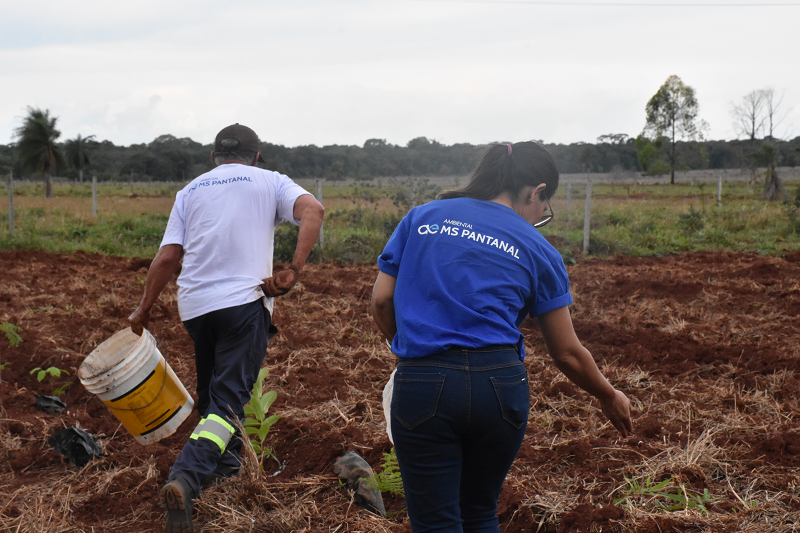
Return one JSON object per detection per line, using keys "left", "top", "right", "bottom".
{"left": 378, "top": 197, "right": 572, "bottom": 360}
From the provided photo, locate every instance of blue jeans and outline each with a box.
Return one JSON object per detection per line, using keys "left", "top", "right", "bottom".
{"left": 391, "top": 346, "right": 529, "bottom": 533}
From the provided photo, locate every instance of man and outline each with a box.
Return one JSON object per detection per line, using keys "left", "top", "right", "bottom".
{"left": 128, "top": 123, "right": 324, "bottom": 533}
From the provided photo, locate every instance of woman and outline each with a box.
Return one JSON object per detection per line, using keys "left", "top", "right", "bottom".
{"left": 371, "top": 141, "right": 632, "bottom": 533}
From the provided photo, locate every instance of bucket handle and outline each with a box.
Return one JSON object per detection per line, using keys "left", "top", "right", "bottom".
{"left": 108, "top": 357, "right": 169, "bottom": 411}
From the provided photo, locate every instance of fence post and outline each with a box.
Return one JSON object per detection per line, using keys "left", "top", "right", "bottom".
{"left": 717, "top": 175, "right": 722, "bottom": 208}
{"left": 565, "top": 175, "right": 571, "bottom": 211}
{"left": 315, "top": 179, "right": 323, "bottom": 244}
{"left": 582, "top": 177, "right": 592, "bottom": 255}
{"left": 7, "top": 170, "right": 14, "bottom": 237}
{"left": 92, "top": 176, "right": 98, "bottom": 218}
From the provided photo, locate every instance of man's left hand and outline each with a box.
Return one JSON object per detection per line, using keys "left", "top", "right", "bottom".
{"left": 128, "top": 306, "right": 151, "bottom": 336}
{"left": 261, "top": 265, "right": 300, "bottom": 297}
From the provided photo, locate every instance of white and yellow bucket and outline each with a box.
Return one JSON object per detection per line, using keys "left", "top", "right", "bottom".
{"left": 78, "top": 328, "right": 194, "bottom": 445}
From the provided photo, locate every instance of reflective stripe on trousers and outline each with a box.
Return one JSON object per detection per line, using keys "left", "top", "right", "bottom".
{"left": 189, "top": 413, "right": 235, "bottom": 453}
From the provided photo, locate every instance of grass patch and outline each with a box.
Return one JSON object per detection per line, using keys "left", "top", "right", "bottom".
{"left": 2, "top": 180, "right": 799, "bottom": 261}
{"left": 544, "top": 180, "right": 800, "bottom": 257}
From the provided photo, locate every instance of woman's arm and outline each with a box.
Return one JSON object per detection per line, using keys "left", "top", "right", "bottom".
{"left": 371, "top": 272, "right": 397, "bottom": 342}
{"left": 537, "top": 306, "right": 633, "bottom": 436}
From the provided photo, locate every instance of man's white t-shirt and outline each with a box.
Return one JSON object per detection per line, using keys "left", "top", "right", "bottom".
{"left": 160, "top": 163, "right": 311, "bottom": 321}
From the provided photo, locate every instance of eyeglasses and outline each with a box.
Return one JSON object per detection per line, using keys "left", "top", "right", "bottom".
{"left": 533, "top": 200, "right": 554, "bottom": 228}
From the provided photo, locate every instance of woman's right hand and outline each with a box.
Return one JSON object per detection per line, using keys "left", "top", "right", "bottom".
{"left": 538, "top": 307, "right": 634, "bottom": 437}
{"left": 599, "top": 389, "right": 633, "bottom": 437}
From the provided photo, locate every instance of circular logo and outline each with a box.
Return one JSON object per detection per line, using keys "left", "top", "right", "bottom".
{"left": 417, "top": 224, "right": 440, "bottom": 235}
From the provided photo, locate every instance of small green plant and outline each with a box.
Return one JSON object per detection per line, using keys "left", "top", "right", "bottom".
{"left": 30, "top": 366, "right": 72, "bottom": 396}
{"left": 1, "top": 322, "right": 22, "bottom": 347}
{"left": 659, "top": 486, "right": 721, "bottom": 515}
{"left": 614, "top": 476, "right": 720, "bottom": 515}
{"left": 613, "top": 476, "right": 673, "bottom": 505}
{"left": 733, "top": 498, "right": 759, "bottom": 512}
{"left": 243, "top": 367, "right": 281, "bottom": 470}
{"left": 371, "top": 448, "right": 405, "bottom": 497}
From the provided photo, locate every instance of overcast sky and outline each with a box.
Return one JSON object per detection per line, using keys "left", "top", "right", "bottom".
{"left": 2, "top": 0, "right": 798, "bottom": 149}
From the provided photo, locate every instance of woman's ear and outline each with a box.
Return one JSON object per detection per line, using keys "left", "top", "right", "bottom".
{"left": 533, "top": 183, "right": 547, "bottom": 202}
{"left": 524, "top": 186, "right": 537, "bottom": 204}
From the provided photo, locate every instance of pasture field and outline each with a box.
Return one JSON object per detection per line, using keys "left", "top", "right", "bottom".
{"left": 3, "top": 171, "right": 800, "bottom": 262}
{"left": 0, "top": 250, "right": 798, "bottom": 532}
{"left": 1, "top": 171, "right": 799, "bottom": 531}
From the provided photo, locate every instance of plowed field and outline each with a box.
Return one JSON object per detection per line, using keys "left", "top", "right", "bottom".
{"left": 1, "top": 250, "right": 799, "bottom": 532}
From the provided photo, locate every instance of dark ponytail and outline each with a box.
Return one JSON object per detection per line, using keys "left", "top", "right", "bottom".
{"left": 438, "top": 141, "right": 559, "bottom": 202}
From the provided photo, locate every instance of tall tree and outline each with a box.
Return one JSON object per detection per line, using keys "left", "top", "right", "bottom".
{"left": 762, "top": 87, "right": 787, "bottom": 140}
{"left": 64, "top": 133, "right": 95, "bottom": 183}
{"left": 760, "top": 88, "right": 789, "bottom": 201}
{"left": 643, "top": 75, "right": 705, "bottom": 184}
{"left": 730, "top": 89, "right": 766, "bottom": 183}
{"left": 13, "top": 107, "right": 65, "bottom": 197}
{"left": 731, "top": 89, "right": 766, "bottom": 142}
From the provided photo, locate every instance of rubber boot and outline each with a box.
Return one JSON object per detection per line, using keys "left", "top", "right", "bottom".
{"left": 161, "top": 476, "right": 194, "bottom": 533}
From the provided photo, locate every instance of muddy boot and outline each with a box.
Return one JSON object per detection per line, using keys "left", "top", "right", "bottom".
{"left": 161, "top": 477, "right": 194, "bottom": 533}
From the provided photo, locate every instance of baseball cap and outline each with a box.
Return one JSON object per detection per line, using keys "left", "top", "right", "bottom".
{"left": 214, "top": 123, "right": 265, "bottom": 163}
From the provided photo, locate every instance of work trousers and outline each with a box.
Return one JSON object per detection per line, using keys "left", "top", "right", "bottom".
{"left": 168, "top": 299, "right": 274, "bottom": 497}
{"left": 391, "top": 347, "right": 529, "bottom": 533}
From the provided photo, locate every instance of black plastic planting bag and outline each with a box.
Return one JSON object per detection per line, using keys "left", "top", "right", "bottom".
{"left": 48, "top": 426, "right": 102, "bottom": 467}
{"left": 333, "top": 451, "right": 386, "bottom": 517}
{"left": 34, "top": 394, "right": 67, "bottom": 414}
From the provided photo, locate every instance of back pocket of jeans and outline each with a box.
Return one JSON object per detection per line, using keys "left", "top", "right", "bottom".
{"left": 490, "top": 373, "right": 529, "bottom": 429}
{"left": 392, "top": 372, "right": 446, "bottom": 430}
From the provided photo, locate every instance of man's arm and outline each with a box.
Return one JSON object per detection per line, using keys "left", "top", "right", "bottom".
{"left": 370, "top": 272, "right": 397, "bottom": 341}
{"left": 261, "top": 194, "right": 325, "bottom": 296}
{"left": 537, "top": 306, "right": 633, "bottom": 437}
{"left": 289, "top": 194, "right": 325, "bottom": 271}
{"left": 128, "top": 244, "right": 184, "bottom": 335}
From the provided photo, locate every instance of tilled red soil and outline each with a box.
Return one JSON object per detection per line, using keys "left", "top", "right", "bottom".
{"left": 1, "top": 250, "right": 799, "bottom": 532}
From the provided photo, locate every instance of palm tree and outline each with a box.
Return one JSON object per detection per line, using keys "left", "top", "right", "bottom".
{"left": 13, "top": 107, "right": 65, "bottom": 197}
{"left": 64, "top": 134, "right": 95, "bottom": 183}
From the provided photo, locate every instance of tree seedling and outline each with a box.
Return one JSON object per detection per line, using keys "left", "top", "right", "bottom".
{"left": 1, "top": 322, "right": 22, "bottom": 348}
{"left": 370, "top": 447, "right": 405, "bottom": 497}
{"left": 243, "top": 367, "right": 281, "bottom": 470}
{"left": 1, "top": 323, "right": 23, "bottom": 383}
{"left": 30, "top": 366, "right": 72, "bottom": 396}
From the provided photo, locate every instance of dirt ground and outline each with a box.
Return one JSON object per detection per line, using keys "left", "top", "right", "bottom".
{"left": 1, "top": 250, "right": 799, "bottom": 532}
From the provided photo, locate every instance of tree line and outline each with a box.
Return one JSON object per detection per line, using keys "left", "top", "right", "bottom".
{"left": 2, "top": 81, "right": 799, "bottom": 199}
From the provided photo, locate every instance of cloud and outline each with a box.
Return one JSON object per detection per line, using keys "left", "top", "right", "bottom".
{"left": 1, "top": 1, "right": 799, "bottom": 147}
